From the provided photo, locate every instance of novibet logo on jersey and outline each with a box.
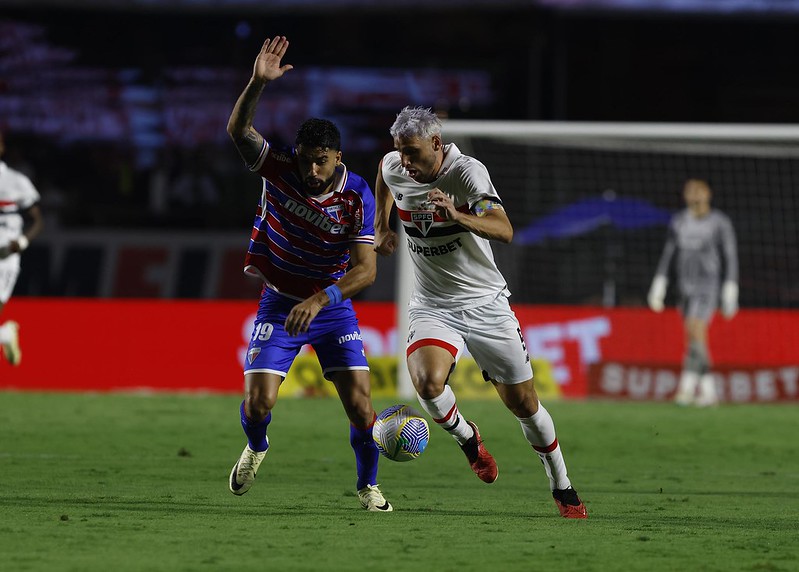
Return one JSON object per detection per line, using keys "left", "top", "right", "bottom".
{"left": 283, "top": 197, "right": 350, "bottom": 234}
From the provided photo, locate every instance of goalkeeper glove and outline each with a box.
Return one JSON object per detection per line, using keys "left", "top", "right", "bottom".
{"left": 647, "top": 275, "right": 668, "bottom": 313}
{"left": 721, "top": 281, "right": 739, "bottom": 319}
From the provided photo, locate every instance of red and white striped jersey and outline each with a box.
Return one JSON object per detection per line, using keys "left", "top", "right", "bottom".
{"left": 244, "top": 141, "right": 375, "bottom": 301}
{"left": 0, "top": 161, "right": 40, "bottom": 244}
{"left": 381, "top": 144, "right": 510, "bottom": 310}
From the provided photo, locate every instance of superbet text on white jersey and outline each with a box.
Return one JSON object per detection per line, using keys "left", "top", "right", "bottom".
{"left": 381, "top": 143, "right": 510, "bottom": 310}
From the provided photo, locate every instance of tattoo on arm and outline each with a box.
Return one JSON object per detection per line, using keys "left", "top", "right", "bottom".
{"left": 234, "top": 129, "right": 265, "bottom": 168}
{"left": 229, "top": 80, "right": 267, "bottom": 168}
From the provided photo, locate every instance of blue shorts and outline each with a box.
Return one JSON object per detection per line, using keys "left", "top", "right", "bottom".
{"left": 244, "top": 288, "right": 369, "bottom": 380}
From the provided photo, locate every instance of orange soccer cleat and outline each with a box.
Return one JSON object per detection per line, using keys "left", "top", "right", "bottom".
{"left": 553, "top": 486, "right": 588, "bottom": 519}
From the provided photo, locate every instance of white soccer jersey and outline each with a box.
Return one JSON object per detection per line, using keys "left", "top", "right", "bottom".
{"left": 381, "top": 143, "right": 510, "bottom": 309}
{"left": 0, "top": 161, "right": 40, "bottom": 243}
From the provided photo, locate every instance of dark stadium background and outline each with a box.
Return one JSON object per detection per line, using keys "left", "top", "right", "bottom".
{"left": 2, "top": 0, "right": 798, "bottom": 307}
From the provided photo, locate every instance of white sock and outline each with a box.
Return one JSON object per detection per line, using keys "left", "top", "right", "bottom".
{"left": 416, "top": 385, "right": 474, "bottom": 445}
{"left": 517, "top": 403, "right": 571, "bottom": 491}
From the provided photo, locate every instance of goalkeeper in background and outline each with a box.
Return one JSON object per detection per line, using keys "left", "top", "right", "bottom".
{"left": 647, "top": 178, "right": 739, "bottom": 407}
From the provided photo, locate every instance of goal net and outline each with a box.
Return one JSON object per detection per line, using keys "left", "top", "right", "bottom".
{"left": 393, "top": 121, "right": 799, "bottom": 397}
{"left": 440, "top": 121, "right": 799, "bottom": 309}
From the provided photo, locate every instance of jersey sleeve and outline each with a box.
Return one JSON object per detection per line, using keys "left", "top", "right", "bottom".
{"left": 253, "top": 142, "right": 294, "bottom": 180}
{"left": 16, "top": 173, "right": 40, "bottom": 210}
{"left": 460, "top": 159, "right": 501, "bottom": 209}
{"left": 718, "top": 213, "right": 739, "bottom": 283}
{"left": 351, "top": 182, "right": 376, "bottom": 245}
{"left": 654, "top": 215, "right": 678, "bottom": 279}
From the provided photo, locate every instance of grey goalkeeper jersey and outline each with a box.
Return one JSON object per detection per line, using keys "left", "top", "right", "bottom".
{"left": 655, "top": 209, "right": 738, "bottom": 296}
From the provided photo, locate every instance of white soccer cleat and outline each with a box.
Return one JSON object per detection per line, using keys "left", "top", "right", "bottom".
{"left": 674, "top": 371, "right": 699, "bottom": 406}
{"left": 673, "top": 391, "right": 695, "bottom": 407}
{"left": 229, "top": 444, "right": 267, "bottom": 495}
{"left": 695, "top": 373, "right": 720, "bottom": 407}
{"left": 1, "top": 321, "right": 21, "bottom": 366}
{"left": 358, "top": 484, "right": 393, "bottom": 512}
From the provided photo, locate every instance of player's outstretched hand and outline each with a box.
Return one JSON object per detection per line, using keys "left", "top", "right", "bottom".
{"left": 253, "top": 36, "right": 294, "bottom": 83}
{"left": 374, "top": 229, "right": 399, "bottom": 256}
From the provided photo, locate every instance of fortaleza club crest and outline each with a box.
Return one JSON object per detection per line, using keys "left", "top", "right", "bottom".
{"left": 326, "top": 204, "right": 345, "bottom": 222}
{"left": 411, "top": 211, "right": 434, "bottom": 236}
{"left": 247, "top": 347, "right": 261, "bottom": 364}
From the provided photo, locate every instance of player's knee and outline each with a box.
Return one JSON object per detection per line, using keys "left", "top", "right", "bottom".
{"left": 413, "top": 373, "right": 447, "bottom": 400}
{"left": 245, "top": 395, "right": 274, "bottom": 422}
{"left": 409, "top": 363, "right": 455, "bottom": 399}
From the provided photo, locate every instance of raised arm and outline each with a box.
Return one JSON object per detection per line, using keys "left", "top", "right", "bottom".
{"left": 227, "top": 36, "right": 294, "bottom": 168}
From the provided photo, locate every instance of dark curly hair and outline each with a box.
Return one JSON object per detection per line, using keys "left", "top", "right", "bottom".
{"left": 295, "top": 118, "right": 341, "bottom": 151}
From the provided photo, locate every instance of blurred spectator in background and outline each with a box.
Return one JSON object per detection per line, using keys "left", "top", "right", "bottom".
{"left": 648, "top": 178, "right": 739, "bottom": 406}
{"left": 0, "top": 131, "right": 44, "bottom": 365}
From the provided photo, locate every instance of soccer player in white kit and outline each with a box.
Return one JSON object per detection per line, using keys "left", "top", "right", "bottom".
{"left": 0, "top": 132, "right": 44, "bottom": 366}
{"left": 648, "top": 179, "right": 739, "bottom": 407}
{"left": 374, "top": 107, "right": 587, "bottom": 519}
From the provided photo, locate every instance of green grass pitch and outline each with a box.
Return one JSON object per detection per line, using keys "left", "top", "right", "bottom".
{"left": 0, "top": 391, "right": 796, "bottom": 571}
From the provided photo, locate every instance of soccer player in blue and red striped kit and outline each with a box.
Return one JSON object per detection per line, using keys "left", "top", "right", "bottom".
{"left": 226, "top": 36, "right": 391, "bottom": 511}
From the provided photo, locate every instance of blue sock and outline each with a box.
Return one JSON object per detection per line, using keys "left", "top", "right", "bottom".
{"left": 240, "top": 401, "right": 270, "bottom": 452}
{"left": 350, "top": 420, "right": 379, "bottom": 490}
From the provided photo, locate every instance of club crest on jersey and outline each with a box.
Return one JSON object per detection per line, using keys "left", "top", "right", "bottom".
{"left": 411, "top": 211, "right": 435, "bottom": 236}
{"left": 247, "top": 347, "right": 261, "bottom": 364}
{"left": 326, "top": 204, "right": 345, "bottom": 222}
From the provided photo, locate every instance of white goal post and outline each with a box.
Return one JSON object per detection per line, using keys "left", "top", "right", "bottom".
{"left": 394, "top": 120, "right": 799, "bottom": 399}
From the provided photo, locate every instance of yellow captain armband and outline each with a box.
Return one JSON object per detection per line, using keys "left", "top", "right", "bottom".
{"left": 472, "top": 198, "right": 504, "bottom": 217}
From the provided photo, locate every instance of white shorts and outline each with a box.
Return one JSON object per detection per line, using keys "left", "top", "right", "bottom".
{"left": 0, "top": 255, "right": 20, "bottom": 304}
{"left": 407, "top": 295, "right": 533, "bottom": 384}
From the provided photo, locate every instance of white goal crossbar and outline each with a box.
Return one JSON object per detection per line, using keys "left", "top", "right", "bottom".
{"left": 443, "top": 120, "right": 799, "bottom": 142}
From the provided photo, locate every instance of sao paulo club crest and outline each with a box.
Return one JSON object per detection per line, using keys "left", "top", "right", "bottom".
{"left": 411, "top": 211, "right": 435, "bottom": 236}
